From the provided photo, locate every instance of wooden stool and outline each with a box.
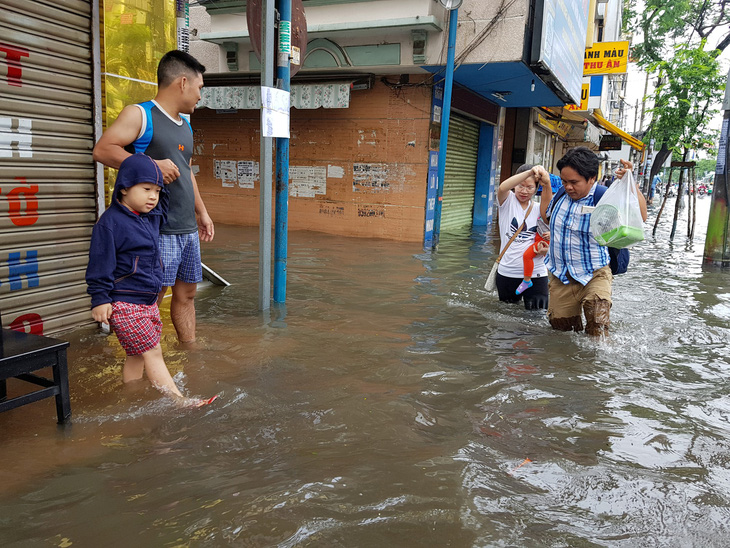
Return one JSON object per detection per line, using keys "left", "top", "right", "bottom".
{"left": 0, "top": 327, "right": 71, "bottom": 424}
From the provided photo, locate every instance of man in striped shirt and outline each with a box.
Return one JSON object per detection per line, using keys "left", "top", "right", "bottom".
{"left": 539, "top": 147, "right": 647, "bottom": 336}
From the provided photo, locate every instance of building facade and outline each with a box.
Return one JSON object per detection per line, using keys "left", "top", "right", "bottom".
{"left": 190, "top": 0, "right": 622, "bottom": 243}
{"left": 0, "top": 0, "right": 643, "bottom": 332}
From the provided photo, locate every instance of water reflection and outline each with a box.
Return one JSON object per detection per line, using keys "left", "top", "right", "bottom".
{"left": 0, "top": 196, "right": 729, "bottom": 545}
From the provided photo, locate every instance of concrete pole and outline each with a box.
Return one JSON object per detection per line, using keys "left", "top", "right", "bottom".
{"left": 175, "top": 0, "right": 189, "bottom": 52}
{"left": 259, "top": 0, "right": 275, "bottom": 310}
{"left": 432, "top": 7, "right": 459, "bottom": 248}
{"left": 639, "top": 71, "right": 649, "bottom": 132}
{"left": 274, "top": 0, "right": 292, "bottom": 302}
{"left": 703, "top": 68, "right": 730, "bottom": 265}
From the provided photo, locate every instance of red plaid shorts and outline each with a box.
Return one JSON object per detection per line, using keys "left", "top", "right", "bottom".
{"left": 110, "top": 302, "right": 162, "bottom": 356}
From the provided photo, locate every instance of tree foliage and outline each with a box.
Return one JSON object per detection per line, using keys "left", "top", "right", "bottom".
{"left": 625, "top": 0, "right": 728, "bottom": 170}
{"left": 650, "top": 41, "right": 724, "bottom": 151}
{"left": 626, "top": 0, "right": 730, "bottom": 68}
{"left": 695, "top": 158, "right": 717, "bottom": 179}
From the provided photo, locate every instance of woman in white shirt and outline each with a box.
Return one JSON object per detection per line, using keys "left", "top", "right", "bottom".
{"left": 495, "top": 164, "right": 550, "bottom": 310}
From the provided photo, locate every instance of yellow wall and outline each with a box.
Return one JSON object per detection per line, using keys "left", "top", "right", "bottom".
{"left": 101, "top": 0, "right": 177, "bottom": 201}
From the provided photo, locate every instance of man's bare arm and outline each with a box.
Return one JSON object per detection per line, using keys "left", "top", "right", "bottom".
{"left": 93, "top": 105, "right": 180, "bottom": 183}
{"left": 92, "top": 105, "right": 144, "bottom": 169}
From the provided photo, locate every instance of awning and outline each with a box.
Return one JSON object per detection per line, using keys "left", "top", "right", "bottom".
{"left": 591, "top": 110, "right": 645, "bottom": 152}
{"left": 543, "top": 106, "right": 590, "bottom": 125}
{"left": 197, "top": 81, "right": 351, "bottom": 110}
{"left": 539, "top": 106, "right": 601, "bottom": 145}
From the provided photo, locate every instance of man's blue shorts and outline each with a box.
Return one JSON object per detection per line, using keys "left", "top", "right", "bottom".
{"left": 159, "top": 232, "right": 203, "bottom": 286}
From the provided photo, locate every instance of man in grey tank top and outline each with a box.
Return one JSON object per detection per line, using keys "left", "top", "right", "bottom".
{"left": 93, "top": 50, "right": 213, "bottom": 344}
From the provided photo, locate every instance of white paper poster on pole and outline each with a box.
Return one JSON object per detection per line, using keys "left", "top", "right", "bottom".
{"left": 261, "top": 86, "right": 290, "bottom": 138}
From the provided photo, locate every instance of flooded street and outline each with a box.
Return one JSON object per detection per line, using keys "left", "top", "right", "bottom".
{"left": 1, "top": 195, "right": 730, "bottom": 546}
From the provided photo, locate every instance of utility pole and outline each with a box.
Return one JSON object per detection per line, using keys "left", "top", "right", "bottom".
{"left": 176, "top": 0, "right": 189, "bottom": 52}
{"left": 703, "top": 68, "right": 730, "bottom": 265}
{"left": 274, "top": 0, "right": 292, "bottom": 302}
{"left": 432, "top": 5, "right": 459, "bottom": 248}
{"left": 258, "top": 0, "right": 275, "bottom": 310}
{"left": 639, "top": 71, "right": 649, "bottom": 132}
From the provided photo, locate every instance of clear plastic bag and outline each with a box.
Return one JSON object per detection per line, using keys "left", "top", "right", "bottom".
{"left": 590, "top": 169, "right": 645, "bottom": 248}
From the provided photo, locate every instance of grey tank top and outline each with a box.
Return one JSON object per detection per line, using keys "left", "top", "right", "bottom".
{"left": 125, "top": 101, "right": 196, "bottom": 235}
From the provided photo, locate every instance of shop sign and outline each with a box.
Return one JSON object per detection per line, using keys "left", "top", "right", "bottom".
{"left": 536, "top": 113, "right": 571, "bottom": 139}
{"left": 566, "top": 83, "right": 589, "bottom": 111}
{"left": 584, "top": 41, "right": 629, "bottom": 75}
{"left": 599, "top": 134, "right": 623, "bottom": 151}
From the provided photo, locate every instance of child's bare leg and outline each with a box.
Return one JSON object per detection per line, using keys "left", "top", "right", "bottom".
{"left": 141, "top": 344, "right": 184, "bottom": 398}
{"left": 122, "top": 355, "right": 145, "bottom": 383}
{"left": 517, "top": 243, "right": 537, "bottom": 295}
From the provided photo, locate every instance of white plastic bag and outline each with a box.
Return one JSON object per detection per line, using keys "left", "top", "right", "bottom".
{"left": 590, "top": 169, "right": 645, "bottom": 248}
{"left": 484, "top": 261, "right": 498, "bottom": 292}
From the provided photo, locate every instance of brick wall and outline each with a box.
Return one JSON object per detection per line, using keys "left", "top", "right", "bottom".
{"left": 191, "top": 77, "right": 433, "bottom": 242}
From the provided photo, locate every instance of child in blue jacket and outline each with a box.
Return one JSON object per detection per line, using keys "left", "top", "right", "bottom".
{"left": 86, "top": 154, "right": 215, "bottom": 407}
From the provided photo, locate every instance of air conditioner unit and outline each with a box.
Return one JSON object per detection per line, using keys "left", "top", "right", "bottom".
{"left": 223, "top": 42, "right": 238, "bottom": 72}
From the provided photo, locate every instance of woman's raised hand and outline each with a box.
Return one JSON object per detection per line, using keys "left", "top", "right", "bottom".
{"left": 615, "top": 158, "right": 633, "bottom": 179}
{"left": 532, "top": 166, "right": 549, "bottom": 185}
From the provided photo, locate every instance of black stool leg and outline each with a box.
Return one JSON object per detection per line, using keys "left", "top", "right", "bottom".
{"left": 0, "top": 379, "right": 6, "bottom": 402}
{"left": 53, "top": 349, "right": 71, "bottom": 423}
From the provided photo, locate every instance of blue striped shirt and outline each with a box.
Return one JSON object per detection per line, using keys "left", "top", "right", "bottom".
{"left": 546, "top": 184, "right": 609, "bottom": 285}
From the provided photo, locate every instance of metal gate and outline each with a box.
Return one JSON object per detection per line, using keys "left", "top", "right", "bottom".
{"left": 441, "top": 114, "right": 480, "bottom": 231}
{"left": 0, "top": 0, "right": 97, "bottom": 334}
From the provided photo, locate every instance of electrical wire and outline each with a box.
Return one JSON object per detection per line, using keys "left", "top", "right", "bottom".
{"left": 430, "top": 0, "right": 518, "bottom": 83}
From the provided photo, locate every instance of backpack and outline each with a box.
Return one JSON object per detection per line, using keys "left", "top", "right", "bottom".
{"left": 548, "top": 185, "right": 630, "bottom": 275}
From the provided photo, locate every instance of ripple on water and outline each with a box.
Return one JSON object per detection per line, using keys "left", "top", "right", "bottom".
{"left": 3, "top": 209, "right": 730, "bottom": 545}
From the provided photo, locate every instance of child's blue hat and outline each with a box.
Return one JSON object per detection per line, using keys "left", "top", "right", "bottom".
{"left": 115, "top": 154, "right": 164, "bottom": 192}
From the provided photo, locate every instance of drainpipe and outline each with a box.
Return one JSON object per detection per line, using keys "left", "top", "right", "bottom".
{"left": 432, "top": 6, "right": 459, "bottom": 248}
{"left": 274, "top": 0, "right": 292, "bottom": 302}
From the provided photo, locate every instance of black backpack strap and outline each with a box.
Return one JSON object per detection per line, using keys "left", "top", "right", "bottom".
{"left": 592, "top": 183, "right": 606, "bottom": 204}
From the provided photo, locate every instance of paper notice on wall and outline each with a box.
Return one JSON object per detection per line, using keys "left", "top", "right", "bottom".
{"left": 353, "top": 163, "right": 389, "bottom": 192}
{"left": 717, "top": 118, "right": 728, "bottom": 174}
{"left": 327, "top": 165, "right": 345, "bottom": 179}
{"left": 261, "top": 86, "right": 290, "bottom": 138}
{"left": 289, "top": 166, "right": 327, "bottom": 197}
{"left": 237, "top": 160, "right": 259, "bottom": 188}
{"left": 215, "top": 160, "right": 237, "bottom": 187}
{"left": 290, "top": 182, "right": 315, "bottom": 197}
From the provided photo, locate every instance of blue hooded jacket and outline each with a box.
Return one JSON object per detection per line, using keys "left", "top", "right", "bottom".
{"left": 86, "top": 154, "right": 169, "bottom": 308}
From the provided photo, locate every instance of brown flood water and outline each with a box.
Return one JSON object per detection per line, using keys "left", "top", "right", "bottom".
{"left": 1, "top": 196, "right": 730, "bottom": 546}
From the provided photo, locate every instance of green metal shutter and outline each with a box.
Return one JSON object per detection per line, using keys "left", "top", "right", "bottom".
{"left": 0, "top": 0, "right": 96, "bottom": 334}
{"left": 441, "top": 114, "right": 479, "bottom": 232}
